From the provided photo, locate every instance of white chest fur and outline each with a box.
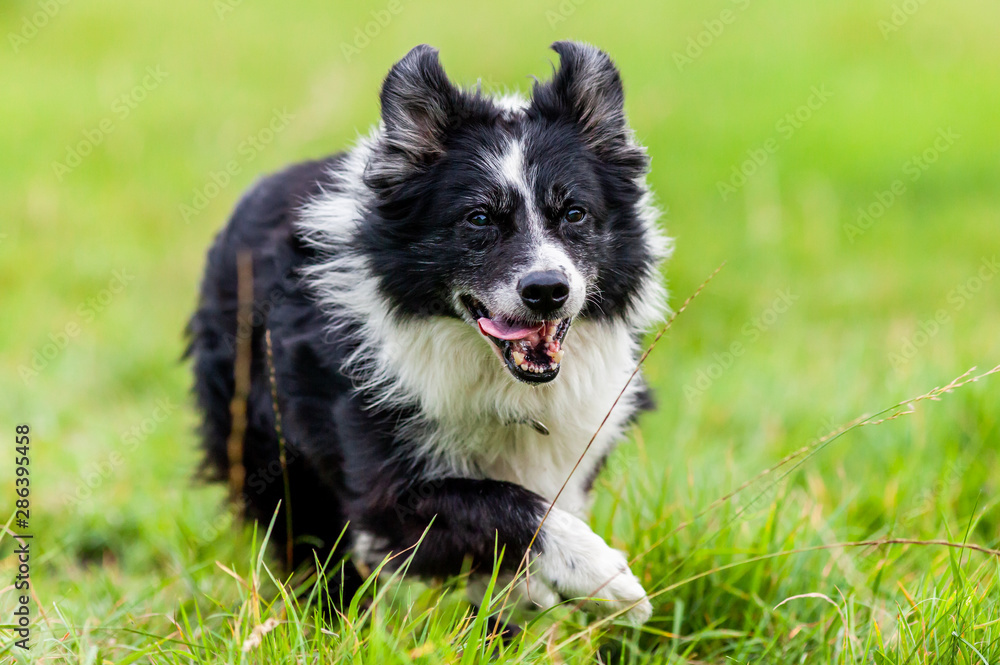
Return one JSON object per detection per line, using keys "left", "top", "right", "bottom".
{"left": 377, "top": 317, "right": 644, "bottom": 517}
{"left": 296, "top": 135, "right": 669, "bottom": 517}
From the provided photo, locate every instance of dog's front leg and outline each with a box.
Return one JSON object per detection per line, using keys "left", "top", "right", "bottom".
{"left": 528, "top": 505, "right": 653, "bottom": 624}
{"left": 346, "top": 476, "right": 652, "bottom": 624}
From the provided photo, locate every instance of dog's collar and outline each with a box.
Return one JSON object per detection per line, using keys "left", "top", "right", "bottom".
{"left": 506, "top": 418, "right": 550, "bottom": 436}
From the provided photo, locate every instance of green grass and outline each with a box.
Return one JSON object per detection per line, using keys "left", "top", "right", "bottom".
{"left": 2, "top": 0, "right": 1000, "bottom": 662}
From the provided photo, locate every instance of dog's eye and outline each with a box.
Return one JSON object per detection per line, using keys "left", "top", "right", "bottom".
{"left": 563, "top": 206, "right": 586, "bottom": 224}
{"left": 467, "top": 212, "right": 491, "bottom": 227}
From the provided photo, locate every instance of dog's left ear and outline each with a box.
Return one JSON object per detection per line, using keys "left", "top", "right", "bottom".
{"left": 534, "top": 42, "right": 646, "bottom": 171}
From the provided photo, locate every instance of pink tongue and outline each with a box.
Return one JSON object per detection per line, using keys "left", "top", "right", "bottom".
{"left": 478, "top": 317, "right": 543, "bottom": 341}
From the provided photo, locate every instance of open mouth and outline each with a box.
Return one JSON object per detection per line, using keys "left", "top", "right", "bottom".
{"left": 461, "top": 295, "right": 571, "bottom": 384}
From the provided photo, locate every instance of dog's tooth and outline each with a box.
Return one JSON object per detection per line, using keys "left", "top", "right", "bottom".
{"left": 512, "top": 351, "right": 525, "bottom": 366}
{"left": 552, "top": 349, "right": 564, "bottom": 364}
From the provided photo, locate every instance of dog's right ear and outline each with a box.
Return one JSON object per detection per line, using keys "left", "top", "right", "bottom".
{"left": 377, "top": 44, "right": 459, "bottom": 170}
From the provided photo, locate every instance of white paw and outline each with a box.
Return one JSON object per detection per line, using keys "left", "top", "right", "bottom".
{"left": 352, "top": 530, "right": 391, "bottom": 570}
{"left": 467, "top": 572, "right": 561, "bottom": 613}
{"left": 533, "top": 508, "right": 652, "bottom": 625}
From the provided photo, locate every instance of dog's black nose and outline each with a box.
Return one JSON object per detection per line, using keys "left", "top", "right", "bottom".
{"left": 518, "top": 270, "right": 570, "bottom": 314}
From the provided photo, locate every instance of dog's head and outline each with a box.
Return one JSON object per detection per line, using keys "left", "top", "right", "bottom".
{"left": 359, "top": 42, "right": 664, "bottom": 385}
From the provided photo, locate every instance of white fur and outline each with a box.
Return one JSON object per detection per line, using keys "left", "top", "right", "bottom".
{"left": 375, "top": 315, "right": 644, "bottom": 514}
{"left": 467, "top": 571, "right": 561, "bottom": 613}
{"left": 484, "top": 139, "right": 589, "bottom": 323}
{"left": 498, "top": 139, "right": 533, "bottom": 203}
{"left": 298, "top": 91, "right": 670, "bottom": 623}
{"left": 492, "top": 92, "right": 530, "bottom": 115}
{"left": 630, "top": 186, "right": 674, "bottom": 330}
{"left": 352, "top": 529, "right": 390, "bottom": 568}
{"left": 533, "top": 507, "right": 652, "bottom": 625}
{"left": 525, "top": 241, "right": 587, "bottom": 314}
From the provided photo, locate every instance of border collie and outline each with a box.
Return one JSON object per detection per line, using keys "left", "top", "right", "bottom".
{"left": 187, "top": 41, "right": 671, "bottom": 626}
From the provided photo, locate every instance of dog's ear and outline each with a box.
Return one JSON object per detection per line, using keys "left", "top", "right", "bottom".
{"left": 533, "top": 42, "right": 646, "bottom": 171}
{"left": 377, "top": 44, "right": 460, "bottom": 168}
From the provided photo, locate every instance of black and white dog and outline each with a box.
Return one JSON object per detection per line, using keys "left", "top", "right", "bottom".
{"left": 187, "top": 42, "right": 670, "bottom": 625}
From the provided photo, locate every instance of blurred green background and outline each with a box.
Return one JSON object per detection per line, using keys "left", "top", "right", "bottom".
{"left": 1, "top": 0, "right": 999, "bottom": 662}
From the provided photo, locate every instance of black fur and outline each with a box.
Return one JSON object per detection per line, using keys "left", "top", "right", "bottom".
{"left": 186, "top": 42, "right": 661, "bottom": 611}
